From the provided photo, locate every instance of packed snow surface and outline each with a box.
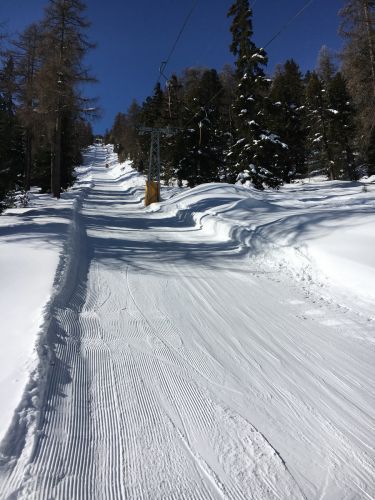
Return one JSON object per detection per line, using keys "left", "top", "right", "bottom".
{"left": 0, "top": 145, "right": 374, "bottom": 499}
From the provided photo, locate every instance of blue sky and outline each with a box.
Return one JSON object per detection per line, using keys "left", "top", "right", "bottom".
{"left": 1, "top": 0, "right": 344, "bottom": 134}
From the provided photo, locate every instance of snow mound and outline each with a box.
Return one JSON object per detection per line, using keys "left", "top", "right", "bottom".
{"left": 153, "top": 179, "right": 375, "bottom": 312}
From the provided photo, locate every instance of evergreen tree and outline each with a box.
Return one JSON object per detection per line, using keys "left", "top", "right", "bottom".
{"left": 219, "top": 64, "right": 236, "bottom": 181}
{"left": 199, "top": 69, "right": 226, "bottom": 184}
{"left": 164, "top": 74, "right": 183, "bottom": 125}
{"left": 227, "top": 0, "right": 288, "bottom": 189}
{"left": 327, "top": 72, "right": 357, "bottom": 179}
{"left": 305, "top": 48, "right": 357, "bottom": 180}
{"left": 109, "top": 101, "right": 145, "bottom": 169}
{"left": 141, "top": 82, "right": 165, "bottom": 128}
{"left": 270, "top": 59, "right": 307, "bottom": 179}
{"left": 305, "top": 71, "right": 336, "bottom": 179}
{"left": 74, "top": 119, "right": 93, "bottom": 148}
{"left": 111, "top": 112, "right": 127, "bottom": 160}
{"left": 175, "top": 69, "right": 224, "bottom": 187}
{"left": 0, "top": 56, "right": 24, "bottom": 210}
{"left": 124, "top": 100, "right": 143, "bottom": 170}
{"left": 161, "top": 75, "right": 184, "bottom": 183}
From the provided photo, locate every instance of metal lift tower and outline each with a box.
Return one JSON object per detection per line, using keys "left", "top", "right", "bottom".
{"left": 139, "top": 126, "right": 181, "bottom": 206}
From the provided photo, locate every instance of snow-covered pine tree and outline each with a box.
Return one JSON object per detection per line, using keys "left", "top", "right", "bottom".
{"left": 175, "top": 68, "right": 224, "bottom": 187}
{"left": 174, "top": 68, "right": 204, "bottom": 186}
{"left": 161, "top": 74, "right": 183, "bottom": 184}
{"left": 195, "top": 69, "right": 225, "bottom": 185}
{"left": 227, "top": 0, "right": 288, "bottom": 189}
{"left": 305, "top": 71, "right": 335, "bottom": 179}
{"left": 326, "top": 72, "right": 357, "bottom": 180}
{"left": 306, "top": 47, "right": 357, "bottom": 180}
{"left": 269, "top": 59, "right": 307, "bottom": 180}
{"left": 219, "top": 64, "right": 237, "bottom": 182}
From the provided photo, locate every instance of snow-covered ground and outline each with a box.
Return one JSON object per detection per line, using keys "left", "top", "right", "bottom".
{"left": 0, "top": 145, "right": 374, "bottom": 499}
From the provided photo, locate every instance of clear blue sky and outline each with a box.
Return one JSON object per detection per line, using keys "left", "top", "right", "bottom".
{"left": 1, "top": 0, "right": 344, "bottom": 134}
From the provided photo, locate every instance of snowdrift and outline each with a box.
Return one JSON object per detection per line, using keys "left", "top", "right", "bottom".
{"left": 150, "top": 178, "right": 375, "bottom": 311}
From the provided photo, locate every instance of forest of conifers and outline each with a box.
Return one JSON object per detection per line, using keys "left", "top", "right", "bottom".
{"left": 1, "top": 0, "right": 374, "bottom": 211}
{"left": 107, "top": 0, "right": 375, "bottom": 189}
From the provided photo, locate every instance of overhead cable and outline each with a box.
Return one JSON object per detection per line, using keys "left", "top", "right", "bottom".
{"left": 158, "top": 0, "right": 199, "bottom": 83}
{"left": 184, "top": 0, "right": 315, "bottom": 128}
{"left": 263, "top": 0, "right": 315, "bottom": 49}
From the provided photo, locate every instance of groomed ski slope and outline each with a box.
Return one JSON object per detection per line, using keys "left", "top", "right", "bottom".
{"left": 0, "top": 145, "right": 374, "bottom": 499}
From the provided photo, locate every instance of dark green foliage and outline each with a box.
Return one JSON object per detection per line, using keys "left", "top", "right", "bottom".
{"left": 164, "top": 75, "right": 183, "bottom": 126}
{"left": 305, "top": 48, "right": 357, "bottom": 180}
{"left": 326, "top": 72, "right": 357, "bottom": 179}
{"left": 0, "top": 56, "right": 25, "bottom": 211}
{"left": 141, "top": 83, "right": 165, "bottom": 127}
{"left": 305, "top": 71, "right": 335, "bottom": 178}
{"left": 227, "top": 0, "right": 288, "bottom": 189}
{"left": 108, "top": 69, "right": 229, "bottom": 187}
{"left": 160, "top": 75, "right": 184, "bottom": 183}
{"left": 270, "top": 60, "right": 307, "bottom": 179}
{"left": 31, "top": 142, "right": 52, "bottom": 193}
{"left": 174, "top": 68, "right": 225, "bottom": 187}
{"left": 218, "top": 65, "right": 237, "bottom": 182}
{"left": 111, "top": 112, "right": 127, "bottom": 161}
{"left": 109, "top": 101, "right": 145, "bottom": 169}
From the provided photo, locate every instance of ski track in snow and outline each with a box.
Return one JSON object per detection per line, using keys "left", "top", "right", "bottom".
{"left": 0, "top": 146, "right": 374, "bottom": 499}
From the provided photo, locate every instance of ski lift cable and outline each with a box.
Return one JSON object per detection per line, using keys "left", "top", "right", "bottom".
{"left": 183, "top": 0, "right": 315, "bottom": 129}
{"left": 263, "top": 0, "right": 315, "bottom": 49}
{"left": 157, "top": 0, "right": 199, "bottom": 84}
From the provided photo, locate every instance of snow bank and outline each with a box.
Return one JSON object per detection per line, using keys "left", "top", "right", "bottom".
{"left": 306, "top": 215, "right": 375, "bottom": 304}
{"left": 0, "top": 242, "right": 58, "bottom": 443}
{"left": 0, "top": 196, "right": 76, "bottom": 452}
{"left": 154, "top": 179, "right": 375, "bottom": 314}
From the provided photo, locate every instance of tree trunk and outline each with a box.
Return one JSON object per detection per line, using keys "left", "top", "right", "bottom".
{"left": 51, "top": 113, "right": 62, "bottom": 198}
{"left": 318, "top": 94, "right": 335, "bottom": 180}
{"left": 24, "top": 129, "right": 32, "bottom": 192}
